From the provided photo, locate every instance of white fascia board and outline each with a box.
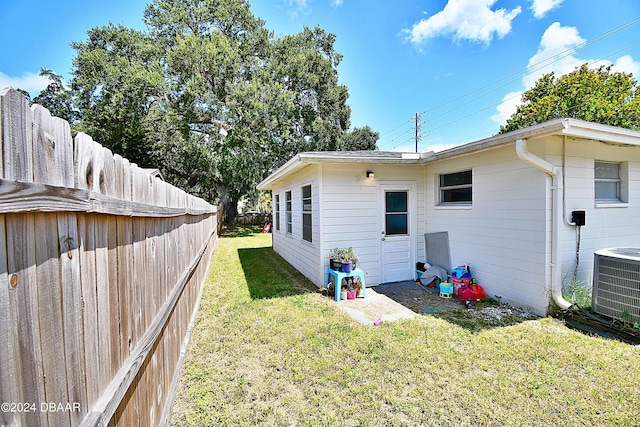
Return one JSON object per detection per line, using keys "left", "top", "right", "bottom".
{"left": 257, "top": 154, "right": 306, "bottom": 190}
{"left": 429, "top": 119, "right": 569, "bottom": 162}
{"left": 560, "top": 118, "right": 640, "bottom": 146}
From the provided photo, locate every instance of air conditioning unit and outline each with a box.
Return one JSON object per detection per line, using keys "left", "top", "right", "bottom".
{"left": 593, "top": 248, "right": 640, "bottom": 325}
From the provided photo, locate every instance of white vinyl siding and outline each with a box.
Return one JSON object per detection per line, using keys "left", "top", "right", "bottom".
{"left": 321, "top": 164, "right": 425, "bottom": 286}
{"left": 270, "top": 167, "right": 321, "bottom": 286}
{"left": 426, "top": 145, "right": 549, "bottom": 314}
{"left": 561, "top": 139, "right": 639, "bottom": 284}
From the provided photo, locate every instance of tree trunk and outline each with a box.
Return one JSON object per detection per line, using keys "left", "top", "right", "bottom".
{"left": 224, "top": 198, "right": 238, "bottom": 224}
{"left": 218, "top": 186, "right": 238, "bottom": 224}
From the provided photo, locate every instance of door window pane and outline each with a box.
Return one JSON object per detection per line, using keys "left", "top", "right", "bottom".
{"left": 386, "top": 192, "right": 407, "bottom": 212}
{"left": 385, "top": 191, "right": 408, "bottom": 235}
{"left": 386, "top": 214, "right": 408, "bottom": 235}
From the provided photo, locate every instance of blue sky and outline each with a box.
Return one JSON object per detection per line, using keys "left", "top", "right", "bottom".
{"left": 1, "top": 0, "right": 639, "bottom": 153}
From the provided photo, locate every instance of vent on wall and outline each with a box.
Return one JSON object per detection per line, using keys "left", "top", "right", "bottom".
{"left": 593, "top": 248, "right": 640, "bottom": 325}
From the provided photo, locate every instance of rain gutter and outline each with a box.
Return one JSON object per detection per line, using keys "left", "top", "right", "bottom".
{"left": 515, "top": 138, "right": 573, "bottom": 311}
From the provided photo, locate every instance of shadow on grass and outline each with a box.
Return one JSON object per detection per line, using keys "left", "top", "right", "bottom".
{"left": 237, "top": 246, "right": 317, "bottom": 300}
{"left": 221, "top": 224, "right": 263, "bottom": 238}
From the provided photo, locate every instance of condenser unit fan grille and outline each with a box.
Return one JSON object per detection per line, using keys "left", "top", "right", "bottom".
{"left": 593, "top": 250, "right": 640, "bottom": 325}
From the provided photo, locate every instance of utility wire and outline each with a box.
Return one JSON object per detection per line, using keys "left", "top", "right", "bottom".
{"left": 377, "top": 16, "right": 640, "bottom": 149}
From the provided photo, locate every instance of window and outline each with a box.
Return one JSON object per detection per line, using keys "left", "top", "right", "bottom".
{"left": 285, "top": 191, "right": 292, "bottom": 234}
{"left": 385, "top": 191, "right": 408, "bottom": 235}
{"left": 439, "top": 170, "right": 472, "bottom": 205}
{"left": 302, "top": 185, "right": 312, "bottom": 242}
{"left": 595, "top": 161, "right": 622, "bottom": 202}
{"left": 274, "top": 194, "right": 280, "bottom": 231}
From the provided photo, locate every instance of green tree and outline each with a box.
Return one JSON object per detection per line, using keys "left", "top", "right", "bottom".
{"left": 71, "top": 24, "right": 168, "bottom": 168}
{"left": 500, "top": 64, "right": 640, "bottom": 133}
{"left": 59, "top": 0, "right": 365, "bottom": 221}
{"left": 32, "top": 69, "right": 78, "bottom": 123}
{"left": 339, "top": 126, "right": 379, "bottom": 150}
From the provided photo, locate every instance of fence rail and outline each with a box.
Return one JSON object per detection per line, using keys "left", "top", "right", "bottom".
{"left": 0, "top": 88, "right": 219, "bottom": 426}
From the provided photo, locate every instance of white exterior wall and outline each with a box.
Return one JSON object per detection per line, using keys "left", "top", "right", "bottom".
{"left": 321, "top": 163, "right": 426, "bottom": 286}
{"left": 265, "top": 129, "right": 640, "bottom": 315}
{"left": 425, "top": 142, "right": 551, "bottom": 314}
{"left": 270, "top": 165, "right": 323, "bottom": 287}
{"left": 556, "top": 137, "right": 640, "bottom": 287}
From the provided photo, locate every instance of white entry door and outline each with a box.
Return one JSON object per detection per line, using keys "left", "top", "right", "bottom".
{"left": 380, "top": 184, "right": 415, "bottom": 283}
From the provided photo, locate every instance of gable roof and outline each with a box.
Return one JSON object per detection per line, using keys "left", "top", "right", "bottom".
{"left": 258, "top": 118, "right": 640, "bottom": 190}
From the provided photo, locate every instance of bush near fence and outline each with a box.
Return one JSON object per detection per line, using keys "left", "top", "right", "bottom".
{"left": 0, "top": 88, "right": 219, "bottom": 427}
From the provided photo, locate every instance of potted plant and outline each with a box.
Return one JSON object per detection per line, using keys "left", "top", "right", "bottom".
{"left": 353, "top": 281, "right": 363, "bottom": 298}
{"left": 341, "top": 247, "right": 359, "bottom": 273}
{"left": 327, "top": 281, "right": 335, "bottom": 298}
{"left": 340, "top": 284, "right": 348, "bottom": 300}
{"left": 329, "top": 247, "right": 360, "bottom": 273}
{"left": 329, "top": 248, "right": 344, "bottom": 271}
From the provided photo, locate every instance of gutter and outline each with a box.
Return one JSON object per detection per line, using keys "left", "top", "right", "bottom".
{"left": 515, "top": 139, "right": 573, "bottom": 311}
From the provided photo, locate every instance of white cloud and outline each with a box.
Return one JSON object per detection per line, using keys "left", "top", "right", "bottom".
{"left": 492, "top": 22, "right": 640, "bottom": 126}
{"left": 522, "top": 22, "right": 585, "bottom": 88}
{"left": 286, "top": 0, "right": 311, "bottom": 19}
{"left": 423, "top": 142, "right": 457, "bottom": 153}
{"left": 331, "top": 0, "right": 343, "bottom": 6}
{"left": 530, "top": 0, "right": 564, "bottom": 19}
{"left": 405, "top": 0, "right": 521, "bottom": 45}
{"left": 0, "top": 71, "right": 51, "bottom": 96}
{"left": 612, "top": 54, "right": 640, "bottom": 79}
{"left": 491, "top": 91, "right": 523, "bottom": 125}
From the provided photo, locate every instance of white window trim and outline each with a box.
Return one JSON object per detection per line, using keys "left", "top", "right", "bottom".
{"left": 438, "top": 170, "right": 473, "bottom": 206}
{"left": 301, "top": 184, "right": 312, "bottom": 243}
{"left": 594, "top": 161, "right": 628, "bottom": 205}
{"left": 285, "top": 190, "right": 292, "bottom": 235}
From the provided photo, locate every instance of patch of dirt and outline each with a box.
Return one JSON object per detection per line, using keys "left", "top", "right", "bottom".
{"left": 374, "top": 280, "right": 536, "bottom": 323}
{"left": 373, "top": 281, "right": 465, "bottom": 314}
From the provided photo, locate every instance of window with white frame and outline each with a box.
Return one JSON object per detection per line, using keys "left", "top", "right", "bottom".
{"left": 439, "top": 170, "right": 472, "bottom": 205}
{"left": 285, "top": 191, "right": 292, "bottom": 234}
{"left": 595, "top": 161, "right": 624, "bottom": 203}
{"left": 302, "top": 185, "right": 312, "bottom": 242}
{"left": 274, "top": 194, "right": 280, "bottom": 231}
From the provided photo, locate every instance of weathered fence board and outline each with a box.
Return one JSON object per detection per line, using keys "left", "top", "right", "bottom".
{"left": 0, "top": 89, "right": 219, "bottom": 427}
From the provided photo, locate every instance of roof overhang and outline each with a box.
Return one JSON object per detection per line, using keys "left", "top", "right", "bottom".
{"left": 257, "top": 118, "right": 640, "bottom": 190}
{"left": 257, "top": 151, "right": 433, "bottom": 190}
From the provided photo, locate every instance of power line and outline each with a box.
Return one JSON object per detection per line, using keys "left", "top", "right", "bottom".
{"left": 377, "top": 16, "right": 640, "bottom": 149}
{"left": 419, "top": 16, "right": 640, "bottom": 119}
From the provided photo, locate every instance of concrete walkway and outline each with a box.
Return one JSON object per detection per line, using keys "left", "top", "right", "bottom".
{"left": 335, "top": 288, "right": 417, "bottom": 326}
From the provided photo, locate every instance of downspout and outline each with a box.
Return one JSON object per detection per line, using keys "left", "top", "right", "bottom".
{"left": 515, "top": 139, "right": 573, "bottom": 311}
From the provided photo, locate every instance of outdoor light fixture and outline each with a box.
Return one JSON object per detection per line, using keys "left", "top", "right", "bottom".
{"left": 366, "top": 170, "right": 375, "bottom": 178}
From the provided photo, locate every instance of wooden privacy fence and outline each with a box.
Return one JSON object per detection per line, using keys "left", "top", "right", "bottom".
{"left": 0, "top": 88, "right": 219, "bottom": 427}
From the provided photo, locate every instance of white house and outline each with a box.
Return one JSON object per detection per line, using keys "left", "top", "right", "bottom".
{"left": 257, "top": 118, "right": 640, "bottom": 315}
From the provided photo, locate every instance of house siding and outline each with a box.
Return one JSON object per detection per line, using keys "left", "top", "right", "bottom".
{"left": 270, "top": 165, "right": 322, "bottom": 287}
{"left": 321, "top": 163, "right": 426, "bottom": 287}
{"left": 260, "top": 120, "right": 640, "bottom": 317}
{"left": 555, "top": 137, "right": 640, "bottom": 287}
{"left": 425, "top": 142, "right": 551, "bottom": 314}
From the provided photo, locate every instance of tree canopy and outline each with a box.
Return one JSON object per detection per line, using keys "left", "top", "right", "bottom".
{"left": 500, "top": 64, "right": 640, "bottom": 133}
{"left": 31, "top": 0, "right": 379, "bottom": 220}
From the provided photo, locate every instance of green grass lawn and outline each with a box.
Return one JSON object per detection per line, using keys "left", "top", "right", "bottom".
{"left": 169, "top": 226, "right": 640, "bottom": 427}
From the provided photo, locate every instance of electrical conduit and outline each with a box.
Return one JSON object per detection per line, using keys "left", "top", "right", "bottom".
{"left": 515, "top": 139, "right": 573, "bottom": 311}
